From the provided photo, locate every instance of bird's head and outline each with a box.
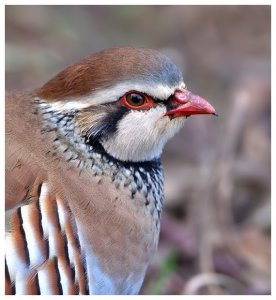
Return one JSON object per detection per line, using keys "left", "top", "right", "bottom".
{"left": 36, "top": 47, "right": 216, "bottom": 162}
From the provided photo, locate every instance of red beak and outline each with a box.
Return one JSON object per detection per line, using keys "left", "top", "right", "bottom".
{"left": 165, "top": 89, "right": 217, "bottom": 118}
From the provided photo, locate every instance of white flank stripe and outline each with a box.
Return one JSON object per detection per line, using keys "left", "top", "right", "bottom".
{"left": 37, "top": 268, "right": 52, "bottom": 295}
{"left": 21, "top": 205, "right": 44, "bottom": 267}
{"left": 5, "top": 236, "right": 24, "bottom": 283}
{"left": 57, "top": 259, "right": 70, "bottom": 295}
{"left": 15, "top": 275, "right": 26, "bottom": 295}
{"left": 48, "top": 235, "right": 58, "bottom": 258}
{"left": 56, "top": 199, "right": 66, "bottom": 231}
{"left": 39, "top": 182, "right": 59, "bottom": 257}
{"left": 56, "top": 200, "right": 71, "bottom": 294}
{"left": 67, "top": 237, "right": 76, "bottom": 272}
{"left": 39, "top": 183, "right": 50, "bottom": 238}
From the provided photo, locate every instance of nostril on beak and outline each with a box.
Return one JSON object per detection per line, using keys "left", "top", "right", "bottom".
{"left": 174, "top": 90, "right": 190, "bottom": 104}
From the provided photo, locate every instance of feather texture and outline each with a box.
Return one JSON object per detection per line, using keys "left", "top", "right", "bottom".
{"left": 6, "top": 47, "right": 213, "bottom": 294}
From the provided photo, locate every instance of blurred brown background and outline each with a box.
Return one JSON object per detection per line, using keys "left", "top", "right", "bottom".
{"left": 5, "top": 5, "right": 271, "bottom": 295}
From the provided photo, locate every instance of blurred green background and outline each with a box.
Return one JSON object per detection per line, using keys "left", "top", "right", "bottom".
{"left": 5, "top": 5, "right": 271, "bottom": 295}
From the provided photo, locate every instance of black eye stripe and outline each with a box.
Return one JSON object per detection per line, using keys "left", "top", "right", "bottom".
{"left": 152, "top": 98, "right": 165, "bottom": 104}
{"left": 84, "top": 106, "right": 129, "bottom": 142}
{"left": 152, "top": 94, "right": 173, "bottom": 104}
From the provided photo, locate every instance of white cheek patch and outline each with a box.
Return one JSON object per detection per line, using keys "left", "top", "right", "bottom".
{"left": 101, "top": 106, "right": 186, "bottom": 162}
{"left": 46, "top": 80, "right": 185, "bottom": 111}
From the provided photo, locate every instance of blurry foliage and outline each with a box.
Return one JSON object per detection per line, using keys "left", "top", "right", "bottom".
{"left": 147, "top": 249, "right": 178, "bottom": 295}
{"left": 5, "top": 5, "right": 271, "bottom": 295}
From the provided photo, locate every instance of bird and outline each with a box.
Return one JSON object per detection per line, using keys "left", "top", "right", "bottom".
{"left": 5, "top": 47, "right": 216, "bottom": 295}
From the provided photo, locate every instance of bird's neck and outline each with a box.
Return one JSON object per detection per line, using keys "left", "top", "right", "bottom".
{"left": 33, "top": 98, "right": 165, "bottom": 294}
{"left": 35, "top": 97, "right": 164, "bottom": 218}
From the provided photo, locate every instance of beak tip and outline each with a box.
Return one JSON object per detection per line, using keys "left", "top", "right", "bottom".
{"left": 166, "top": 90, "right": 217, "bottom": 118}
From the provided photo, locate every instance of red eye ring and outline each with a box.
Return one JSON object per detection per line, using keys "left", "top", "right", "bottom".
{"left": 118, "top": 91, "right": 154, "bottom": 110}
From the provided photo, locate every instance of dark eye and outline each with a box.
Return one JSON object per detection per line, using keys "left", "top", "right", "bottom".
{"left": 125, "top": 93, "right": 146, "bottom": 107}
{"left": 118, "top": 91, "right": 154, "bottom": 110}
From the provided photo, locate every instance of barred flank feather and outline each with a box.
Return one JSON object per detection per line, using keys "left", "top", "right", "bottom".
{"left": 5, "top": 182, "right": 88, "bottom": 295}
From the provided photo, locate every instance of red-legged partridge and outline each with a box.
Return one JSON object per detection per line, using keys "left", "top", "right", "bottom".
{"left": 5, "top": 47, "right": 216, "bottom": 295}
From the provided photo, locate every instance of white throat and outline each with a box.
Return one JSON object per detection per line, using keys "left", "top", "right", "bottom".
{"left": 101, "top": 106, "right": 186, "bottom": 162}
